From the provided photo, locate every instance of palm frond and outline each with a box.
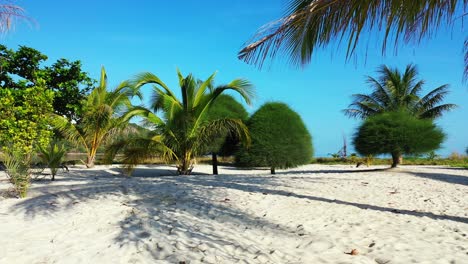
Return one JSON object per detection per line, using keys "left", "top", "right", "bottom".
{"left": 238, "top": 0, "right": 466, "bottom": 69}
{"left": 419, "top": 104, "right": 458, "bottom": 119}
{"left": 0, "top": 3, "right": 33, "bottom": 33}
{"left": 464, "top": 38, "right": 468, "bottom": 82}
{"left": 50, "top": 115, "right": 88, "bottom": 152}
{"left": 193, "top": 71, "right": 217, "bottom": 107}
{"left": 197, "top": 118, "right": 251, "bottom": 154}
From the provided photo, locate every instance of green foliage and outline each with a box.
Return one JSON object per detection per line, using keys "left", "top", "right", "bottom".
{"left": 52, "top": 67, "right": 139, "bottom": 168}
{"left": 344, "top": 64, "right": 456, "bottom": 119}
{"left": 236, "top": 102, "right": 313, "bottom": 173}
{"left": 426, "top": 151, "right": 439, "bottom": 161}
{"left": 0, "top": 83, "right": 54, "bottom": 155}
{"left": 107, "top": 69, "right": 254, "bottom": 175}
{"left": 38, "top": 140, "right": 67, "bottom": 181}
{"left": 2, "top": 149, "right": 30, "bottom": 198}
{"left": 204, "top": 94, "right": 249, "bottom": 155}
{"left": 0, "top": 45, "right": 95, "bottom": 121}
{"left": 353, "top": 111, "right": 445, "bottom": 167}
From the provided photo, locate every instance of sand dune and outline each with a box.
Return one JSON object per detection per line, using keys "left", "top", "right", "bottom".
{"left": 0, "top": 164, "right": 467, "bottom": 263}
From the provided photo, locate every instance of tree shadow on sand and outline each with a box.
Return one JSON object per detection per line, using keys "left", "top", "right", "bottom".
{"left": 8, "top": 166, "right": 468, "bottom": 261}
{"left": 168, "top": 174, "right": 468, "bottom": 224}
{"left": 9, "top": 169, "right": 300, "bottom": 262}
{"left": 407, "top": 171, "right": 468, "bottom": 186}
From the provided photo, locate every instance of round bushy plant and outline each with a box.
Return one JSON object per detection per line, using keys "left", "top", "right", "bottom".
{"left": 236, "top": 102, "right": 313, "bottom": 174}
{"left": 204, "top": 94, "right": 249, "bottom": 174}
{"left": 353, "top": 111, "right": 445, "bottom": 167}
{"left": 204, "top": 94, "right": 249, "bottom": 155}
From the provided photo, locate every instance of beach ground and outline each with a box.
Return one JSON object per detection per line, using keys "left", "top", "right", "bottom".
{"left": 0, "top": 164, "right": 467, "bottom": 263}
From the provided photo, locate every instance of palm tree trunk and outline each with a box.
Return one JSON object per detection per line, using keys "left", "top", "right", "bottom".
{"left": 391, "top": 152, "right": 400, "bottom": 168}
{"left": 178, "top": 154, "right": 193, "bottom": 175}
{"left": 86, "top": 154, "right": 95, "bottom": 168}
{"left": 212, "top": 152, "right": 218, "bottom": 175}
{"left": 270, "top": 167, "right": 276, "bottom": 174}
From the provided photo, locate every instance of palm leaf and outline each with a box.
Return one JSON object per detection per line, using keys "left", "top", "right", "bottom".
{"left": 238, "top": 0, "right": 466, "bottom": 70}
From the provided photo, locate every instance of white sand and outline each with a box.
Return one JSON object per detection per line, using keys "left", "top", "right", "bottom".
{"left": 0, "top": 164, "right": 467, "bottom": 263}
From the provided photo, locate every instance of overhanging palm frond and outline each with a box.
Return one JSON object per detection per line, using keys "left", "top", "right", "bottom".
{"left": 0, "top": 3, "right": 33, "bottom": 33}
{"left": 239, "top": 0, "right": 466, "bottom": 71}
{"left": 464, "top": 38, "right": 468, "bottom": 82}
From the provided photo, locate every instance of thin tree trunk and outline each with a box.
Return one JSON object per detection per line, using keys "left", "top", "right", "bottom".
{"left": 86, "top": 154, "right": 95, "bottom": 168}
{"left": 270, "top": 167, "right": 275, "bottom": 174}
{"left": 178, "top": 157, "right": 193, "bottom": 175}
{"left": 212, "top": 152, "right": 218, "bottom": 175}
{"left": 391, "top": 152, "right": 400, "bottom": 168}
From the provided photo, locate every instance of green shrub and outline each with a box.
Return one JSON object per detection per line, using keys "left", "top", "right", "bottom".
{"left": 236, "top": 102, "right": 313, "bottom": 174}
{"left": 353, "top": 111, "right": 445, "bottom": 168}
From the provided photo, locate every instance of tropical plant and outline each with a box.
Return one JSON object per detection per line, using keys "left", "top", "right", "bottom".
{"left": 38, "top": 140, "right": 67, "bottom": 181}
{"left": 106, "top": 69, "right": 254, "bottom": 175}
{"left": 236, "top": 102, "right": 313, "bottom": 174}
{"left": 2, "top": 148, "right": 30, "bottom": 198}
{"left": 353, "top": 111, "right": 445, "bottom": 167}
{"left": 203, "top": 94, "right": 249, "bottom": 174}
{"left": 52, "top": 67, "right": 139, "bottom": 168}
{"left": 344, "top": 64, "right": 457, "bottom": 119}
{"left": 238, "top": 0, "right": 467, "bottom": 80}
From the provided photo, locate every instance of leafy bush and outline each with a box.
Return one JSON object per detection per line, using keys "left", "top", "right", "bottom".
{"left": 353, "top": 111, "right": 445, "bottom": 167}
{"left": 236, "top": 102, "right": 313, "bottom": 174}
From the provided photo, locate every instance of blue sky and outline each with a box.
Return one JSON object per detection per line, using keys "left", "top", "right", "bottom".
{"left": 3, "top": 0, "right": 467, "bottom": 156}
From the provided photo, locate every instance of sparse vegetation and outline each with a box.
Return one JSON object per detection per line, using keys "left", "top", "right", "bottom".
{"left": 2, "top": 149, "right": 30, "bottom": 198}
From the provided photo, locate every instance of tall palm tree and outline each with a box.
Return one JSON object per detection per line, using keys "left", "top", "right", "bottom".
{"left": 52, "top": 67, "right": 140, "bottom": 168}
{"left": 238, "top": 0, "right": 467, "bottom": 79}
{"left": 0, "top": 2, "right": 30, "bottom": 33}
{"left": 344, "top": 64, "right": 457, "bottom": 119}
{"left": 106, "top": 69, "right": 254, "bottom": 175}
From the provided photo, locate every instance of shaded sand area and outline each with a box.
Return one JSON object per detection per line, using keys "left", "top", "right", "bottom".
{"left": 0, "top": 164, "right": 467, "bottom": 263}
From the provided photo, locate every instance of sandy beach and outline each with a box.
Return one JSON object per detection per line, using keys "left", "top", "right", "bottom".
{"left": 0, "top": 164, "right": 467, "bottom": 263}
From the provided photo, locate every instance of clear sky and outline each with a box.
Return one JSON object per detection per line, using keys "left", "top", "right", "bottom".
{"left": 3, "top": 0, "right": 467, "bottom": 157}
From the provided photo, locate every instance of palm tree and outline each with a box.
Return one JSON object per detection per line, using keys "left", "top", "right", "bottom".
{"left": 238, "top": 0, "right": 467, "bottom": 79}
{"left": 344, "top": 64, "right": 457, "bottom": 120}
{"left": 52, "top": 67, "right": 140, "bottom": 168}
{"left": 106, "top": 69, "right": 254, "bottom": 175}
{"left": 0, "top": 2, "right": 31, "bottom": 33}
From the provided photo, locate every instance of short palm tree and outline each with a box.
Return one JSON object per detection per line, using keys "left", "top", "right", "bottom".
{"left": 52, "top": 67, "right": 140, "bottom": 168}
{"left": 238, "top": 0, "right": 467, "bottom": 79}
{"left": 344, "top": 64, "right": 457, "bottom": 120}
{"left": 38, "top": 140, "right": 67, "bottom": 181}
{"left": 107, "top": 69, "right": 254, "bottom": 175}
